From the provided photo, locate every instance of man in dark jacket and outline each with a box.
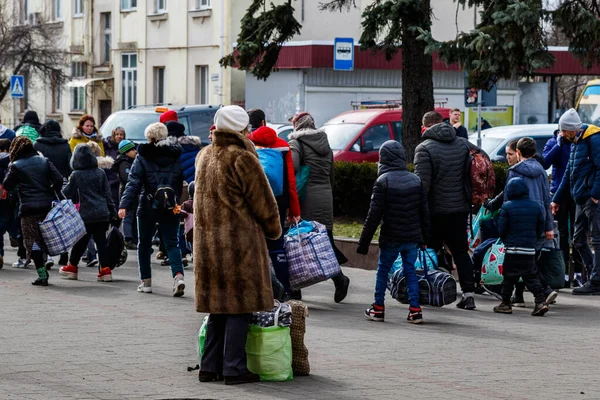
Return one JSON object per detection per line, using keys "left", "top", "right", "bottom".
{"left": 119, "top": 122, "right": 185, "bottom": 297}
{"left": 414, "top": 112, "right": 477, "bottom": 310}
{"left": 552, "top": 108, "right": 600, "bottom": 295}
{"left": 494, "top": 177, "right": 549, "bottom": 316}
{"left": 358, "top": 141, "right": 429, "bottom": 323}
{"left": 447, "top": 108, "right": 469, "bottom": 139}
{"left": 34, "top": 120, "right": 72, "bottom": 179}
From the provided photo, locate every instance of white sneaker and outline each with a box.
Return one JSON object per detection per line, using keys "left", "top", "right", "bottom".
{"left": 12, "top": 259, "right": 28, "bottom": 269}
{"left": 173, "top": 274, "right": 185, "bottom": 297}
{"left": 45, "top": 256, "right": 54, "bottom": 269}
{"left": 137, "top": 279, "right": 152, "bottom": 293}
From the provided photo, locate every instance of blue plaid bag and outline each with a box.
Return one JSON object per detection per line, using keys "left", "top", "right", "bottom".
{"left": 39, "top": 199, "right": 87, "bottom": 256}
{"left": 284, "top": 220, "right": 341, "bottom": 290}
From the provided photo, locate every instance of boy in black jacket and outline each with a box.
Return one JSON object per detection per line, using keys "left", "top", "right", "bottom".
{"left": 494, "top": 177, "right": 549, "bottom": 316}
{"left": 357, "top": 141, "right": 430, "bottom": 323}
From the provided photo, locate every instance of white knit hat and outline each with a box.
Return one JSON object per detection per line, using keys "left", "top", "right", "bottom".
{"left": 214, "top": 105, "right": 249, "bottom": 133}
{"left": 144, "top": 122, "right": 168, "bottom": 142}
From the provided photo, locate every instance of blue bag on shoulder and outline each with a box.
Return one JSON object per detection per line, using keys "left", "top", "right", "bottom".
{"left": 257, "top": 148, "right": 284, "bottom": 196}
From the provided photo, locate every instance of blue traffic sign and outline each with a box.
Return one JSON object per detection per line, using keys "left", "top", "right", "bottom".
{"left": 333, "top": 38, "right": 354, "bottom": 71}
{"left": 10, "top": 75, "right": 24, "bottom": 98}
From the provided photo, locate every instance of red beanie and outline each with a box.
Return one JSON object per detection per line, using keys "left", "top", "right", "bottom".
{"left": 160, "top": 110, "right": 178, "bottom": 124}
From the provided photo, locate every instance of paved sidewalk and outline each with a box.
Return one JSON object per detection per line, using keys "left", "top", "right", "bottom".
{"left": 1, "top": 242, "right": 600, "bottom": 400}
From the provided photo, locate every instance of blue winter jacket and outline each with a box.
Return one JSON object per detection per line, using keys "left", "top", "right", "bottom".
{"left": 498, "top": 178, "right": 545, "bottom": 253}
{"left": 554, "top": 124, "right": 600, "bottom": 206}
{"left": 504, "top": 158, "right": 553, "bottom": 232}
{"left": 178, "top": 136, "right": 202, "bottom": 184}
{"left": 542, "top": 130, "right": 572, "bottom": 194}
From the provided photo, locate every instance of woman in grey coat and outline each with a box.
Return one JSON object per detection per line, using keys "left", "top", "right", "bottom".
{"left": 288, "top": 112, "right": 350, "bottom": 303}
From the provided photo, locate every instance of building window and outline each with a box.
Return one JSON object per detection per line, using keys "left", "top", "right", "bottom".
{"left": 102, "top": 13, "right": 111, "bottom": 64}
{"left": 121, "top": 53, "right": 137, "bottom": 109}
{"left": 197, "top": 0, "right": 210, "bottom": 9}
{"left": 71, "top": 87, "right": 85, "bottom": 111}
{"left": 154, "top": 67, "right": 165, "bottom": 104}
{"left": 51, "top": 73, "right": 62, "bottom": 112}
{"left": 53, "top": 0, "right": 62, "bottom": 20}
{"left": 71, "top": 62, "right": 86, "bottom": 78}
{"left": 155, "top": 0, "right": 166, "bottom": 13}
{"left": 74, "top": 0, "right": 82, "bottom": 17}
{"left": 121, "top": 0, "right": 137, "bottom": 11}
{"left": 196, "top": 65, "right": 208, "bottom": 104}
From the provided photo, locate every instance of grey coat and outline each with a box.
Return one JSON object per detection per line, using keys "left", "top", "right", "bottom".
{"left": 414, "top": 123, "right": 472, "bottom": 215}
{"left": 289, "top": 128, "right": 334, "bottom": 230}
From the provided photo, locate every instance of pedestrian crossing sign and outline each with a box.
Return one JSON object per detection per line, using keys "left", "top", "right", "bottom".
{"left": 10, "top": 75, "right": 25, "bottom": 98}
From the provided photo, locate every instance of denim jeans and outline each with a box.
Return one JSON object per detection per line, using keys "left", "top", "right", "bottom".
{"left": 137, "top": 212, "right": 183, "bottom": 280}
{"left": 573, "top": 199, "right": 600, "bottom": 283}
{"left": 375, "top": 243, "right": 420, "bottom": 308}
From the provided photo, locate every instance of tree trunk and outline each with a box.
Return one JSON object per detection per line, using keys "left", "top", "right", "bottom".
{"left": 401, "top": 0, "right": 434, "bottom": 163}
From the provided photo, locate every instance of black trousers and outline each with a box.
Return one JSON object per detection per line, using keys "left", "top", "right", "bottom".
{"left": 69, "top": 222, "right": 109, "bottom": 268}
{"left": 554, "top": 195, "right": 584, "bottom": 274}
{"left": 428, "top": 213, "right": 475, "bottom": 293}
{"left": 201, "top": 314, "right": 251, "bottom": 376}
{"left": 502, "top": 254, "right": 546, "bottom": 304}
{"left": 514, "top": 249, "right": 552, "bottom": 297}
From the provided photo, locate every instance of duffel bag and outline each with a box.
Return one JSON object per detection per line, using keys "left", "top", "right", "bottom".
{"left": 39, "top": 199, "right": 86, "bottom": 256}
{"left": 389, "top": 248, "right": 438, "bottom": 279}
{"left": 284, "top": 220, "right": 341, "bottom": 290}
{"left": 105, "top": 226, "right": 125, "bottom": 270}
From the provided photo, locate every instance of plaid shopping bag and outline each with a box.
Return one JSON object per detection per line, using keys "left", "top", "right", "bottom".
{"left": 284, "top": 220, "right": 341, "bottom": 290}
{"left": 39, "top": 199, "right": 87, "bottom": 256}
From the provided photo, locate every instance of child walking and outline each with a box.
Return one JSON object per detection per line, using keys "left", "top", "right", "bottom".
{"left": 59, "top": 144, "right": 117, "bottom": 281}
{"left": 357, "top": 141, "right": 430, "bottom": 323}
{"left": 494, "top": 177, "right": 549, "bottom": 316}
{"left": 113, "top": 139, "right": 138, "bottom": 249}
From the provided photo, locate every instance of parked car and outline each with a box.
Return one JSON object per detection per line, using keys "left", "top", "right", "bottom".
{"left": 267, "top": 123, "right": 294, "bottom": 142}
{"left": 321, "top": 107, "right": 451, "bottom": 162}
{"left": 100, "top": 104, "right": 220, "bottom": 144}
{"left": 469, "top": 124, "right": 557, "bottom": 163}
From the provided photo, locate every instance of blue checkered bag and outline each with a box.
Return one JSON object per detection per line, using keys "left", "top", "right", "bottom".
{"left": 39, "top": 199, "right": 87, "bottom": 256}
{"left": 284, "top": 220, "right": 341, "bottom": 290}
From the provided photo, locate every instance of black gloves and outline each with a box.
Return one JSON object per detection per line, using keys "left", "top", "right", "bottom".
{"left": 356, "top": 244, "right": 369, "bottom": 255}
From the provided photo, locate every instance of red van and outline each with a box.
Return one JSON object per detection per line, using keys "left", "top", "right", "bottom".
{"left": 321, "top": 107, "right": 451, "bottom": 162}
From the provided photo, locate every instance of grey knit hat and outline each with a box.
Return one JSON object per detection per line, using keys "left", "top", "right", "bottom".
{"left": 559, "top": 108, "right": 582, "bottom": 132}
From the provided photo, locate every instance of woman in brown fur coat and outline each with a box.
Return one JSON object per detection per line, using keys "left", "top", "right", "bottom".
{"left": 194, "top": 105, "right": 281, "bottom": 385}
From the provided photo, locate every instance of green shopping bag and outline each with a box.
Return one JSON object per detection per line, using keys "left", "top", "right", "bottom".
{"left": 246, "top": 324, "right": 293, "bottom": 382}
{"left": 197, "top": 316, "right": 209, "bottom": 363}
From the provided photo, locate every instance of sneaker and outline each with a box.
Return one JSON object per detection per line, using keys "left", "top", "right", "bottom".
{"left": 545, "top": 291, "right": 558, "bottom": 304}
{"left": 531, "top": 302, "right": 549, "bottom": 316}
{"left": 572, "top": 281, "right": 600, "bottom": 295}
{"left": 32, "top": 277, "right": 48, "bottom": 286}
{"left": 364, "top": 303, "right": 385, "bottom": 322}
{"left": 224, "top": 372, "right": 260, "bottom": 385}
{"left": 160, "top": 259, "right": 170, "bottom": 266}
{"left": 137, "top": 278, "right": 152, "bottom": 293}
{"left": 97, "top": 267, "right": 113, "bottom": 282}
{"left": 493, "top": 302, "right": 513, "bottom": 314}
{"left": 407, "top": 307, "right": 424, "bottom": 324}
{"left": 86, "top": 259, "right": 99, "bottom": 268}
{"left": 156, "top": 251, "right": 166, "bottom": 260}
{"left": 59, "top": 264, "right": 78, "bottom": 280}
{"left": 456, "top": 294, "right": 476, "bottom": 310}
{"left": 12, "top": 259, "right": 28, "bottom": 269}
{"left": 182, "top": 256, "right": 189, "bottom": 268}
{"left": 124, "top": 240, "right": 138, "bottom": 250}
{"left": 334, "top": 275, "right": 350, "bottom": 303}
{"left": 173, "top": 273, "right": 185, "bottom": 297}
{"left": 81, "top": 255, "right": 89, "bottom": 263}
{"left": 511, "top": 294, "right": 526, "bottom": 308}
{"left": 45, "top": 256, "right": 54, "bottom": 269}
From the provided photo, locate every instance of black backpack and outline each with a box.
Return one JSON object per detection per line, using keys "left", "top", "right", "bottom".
{"left": 150, "top": 170, "right": 177, "bottom": 214}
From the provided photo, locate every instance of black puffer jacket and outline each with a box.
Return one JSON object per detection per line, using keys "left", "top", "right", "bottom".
{"left": 414, "top": 123, "right": 471, "bottom": 215}
{"left": 64, "top": 145, "right": 116, "bottom": 223}
{"left": 2, "top": 150, "right": 63, "bottom": 216}
{"left": 119, "top": 139, "right": 183, "bottom": 216}
{"left": 113, "top": 154, "right": 134, "bottom": 201}
{"left": 498, "top": 177, "right": 545, "bottom": 252}
{"left": 358, "top": 141, "right": 430, "bottom": 248}
{"left": 34, "top": 120, "right": 72, "bottom": 179}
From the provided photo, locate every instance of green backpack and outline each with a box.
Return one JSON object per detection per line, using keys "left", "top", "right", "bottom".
{"left": 16, "top": 125, "right": 39, "bottom": 143}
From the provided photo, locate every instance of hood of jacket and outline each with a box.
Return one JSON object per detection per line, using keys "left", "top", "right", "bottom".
{"left": 511, "top": 158, "right": 546, "bottom": 179}
{"left": 71, "top": 144, "right": 98, "bottom": 170}
{"left": 39, "top": 120, "right": 62, "bottom": 139}
{"left": 378, "top": 140, "right": 407, "bottom": 175}
{"left": 288, "top": 128, "right": 330, "bottom": 156}
{"left": 137, "top": 139, "right": 182, "bottom": 166}
{"left": 104, "top": 136, "right": 119, "bottom": 151}
{"left": 97, "top": 155, "right": 114, "bottom": 170}
{"left": 162, "top": 135, "right": 202, "bottom": 151}
{"left": 422, "top": 122, "right": 457, "bottom": 143}
{"left": 506, "top": 177, "right": 529, "bottom": 200}
{"left": 113, "top": 154, "right": 132, "bottom": 169}
{"left": 71, "top": 127, "right": 103, "bottom": 140}
{"left": 23, "top": 110, "right": 41, "bottom": 126}
{"left": 0, "top": 124, "right": 15, "bottom": 139}
{"left": 248, "top": 126, "right": 289, "bottom": 149}
{"left": 166, "top": 121, "right": 186, "bottom": 138}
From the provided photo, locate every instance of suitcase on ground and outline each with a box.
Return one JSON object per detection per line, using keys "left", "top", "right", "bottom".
{"left": 286, "top": 300, "right": 310, "bottom": 376}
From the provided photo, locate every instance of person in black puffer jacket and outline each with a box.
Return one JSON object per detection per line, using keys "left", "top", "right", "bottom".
{"left": 494, "top": 177, "right": 549, "bottom": 316}
{"left": 34, "top": 119, "right": 72, "bottom": 180}
{"left": 119, "top": 122, "right": 185, "bottom": 297}
{"left": 414, "top": 112, "right": 477, "bottom": 310}
{"left": 357, "top": 141, "right": 430, "bottom": 323}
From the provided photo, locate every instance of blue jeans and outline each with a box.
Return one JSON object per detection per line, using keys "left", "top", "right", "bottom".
{"left": 137, "top": 212, "right": 183, "bottom": 280}
{"left": 375, "top": 243, "right": 420, "bottom": 309}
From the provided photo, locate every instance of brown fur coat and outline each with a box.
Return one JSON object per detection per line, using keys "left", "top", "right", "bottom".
{"left": 193, "top": 129, "right": 282, "bottom": 314}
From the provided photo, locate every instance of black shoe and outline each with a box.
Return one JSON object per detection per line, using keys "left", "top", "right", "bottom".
{"left": 531, "top": 302, "right": 549, "bottom": 316}
{"left": 198, "top": 371, "right": 223, "bottom": 382}
{"left": 493, "top": 302, "right": 513, "bottom": 314}
{"left": 290, "top": 290, "right": 302, "bottom": 300}
{"left": 365, "top": 303, "right": 385, "bottom": 322}
{"left": 86, "top": 260, "right": 99, "bottom": 268}
{"left": 124, "top": 241, "right": 138, "bottom": 250}
{"left": 456, "top": 295, "right": 476, "bottom": 310}
{"left": 511, "top": 294, "right": 526, "bottom": 308}
{"left": 224, "top": 372, "right": 260, "bottom": 385}
{"left": 406, "top": 307, "right": 423, "bottom": 324}
{"left": 572, "top": 281, "right": 600, "bottom": 295}
{"left": 81, "top": 255, "right": 89, "bottom": 263}
{"left": 161, "top": 259, "right": 170, "bottom": 266}
{"left": 32, "top": 278, "right": 48, "bottom": 286}
{"left": 334, "top": 275, "right": 350, "bottom": 303}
